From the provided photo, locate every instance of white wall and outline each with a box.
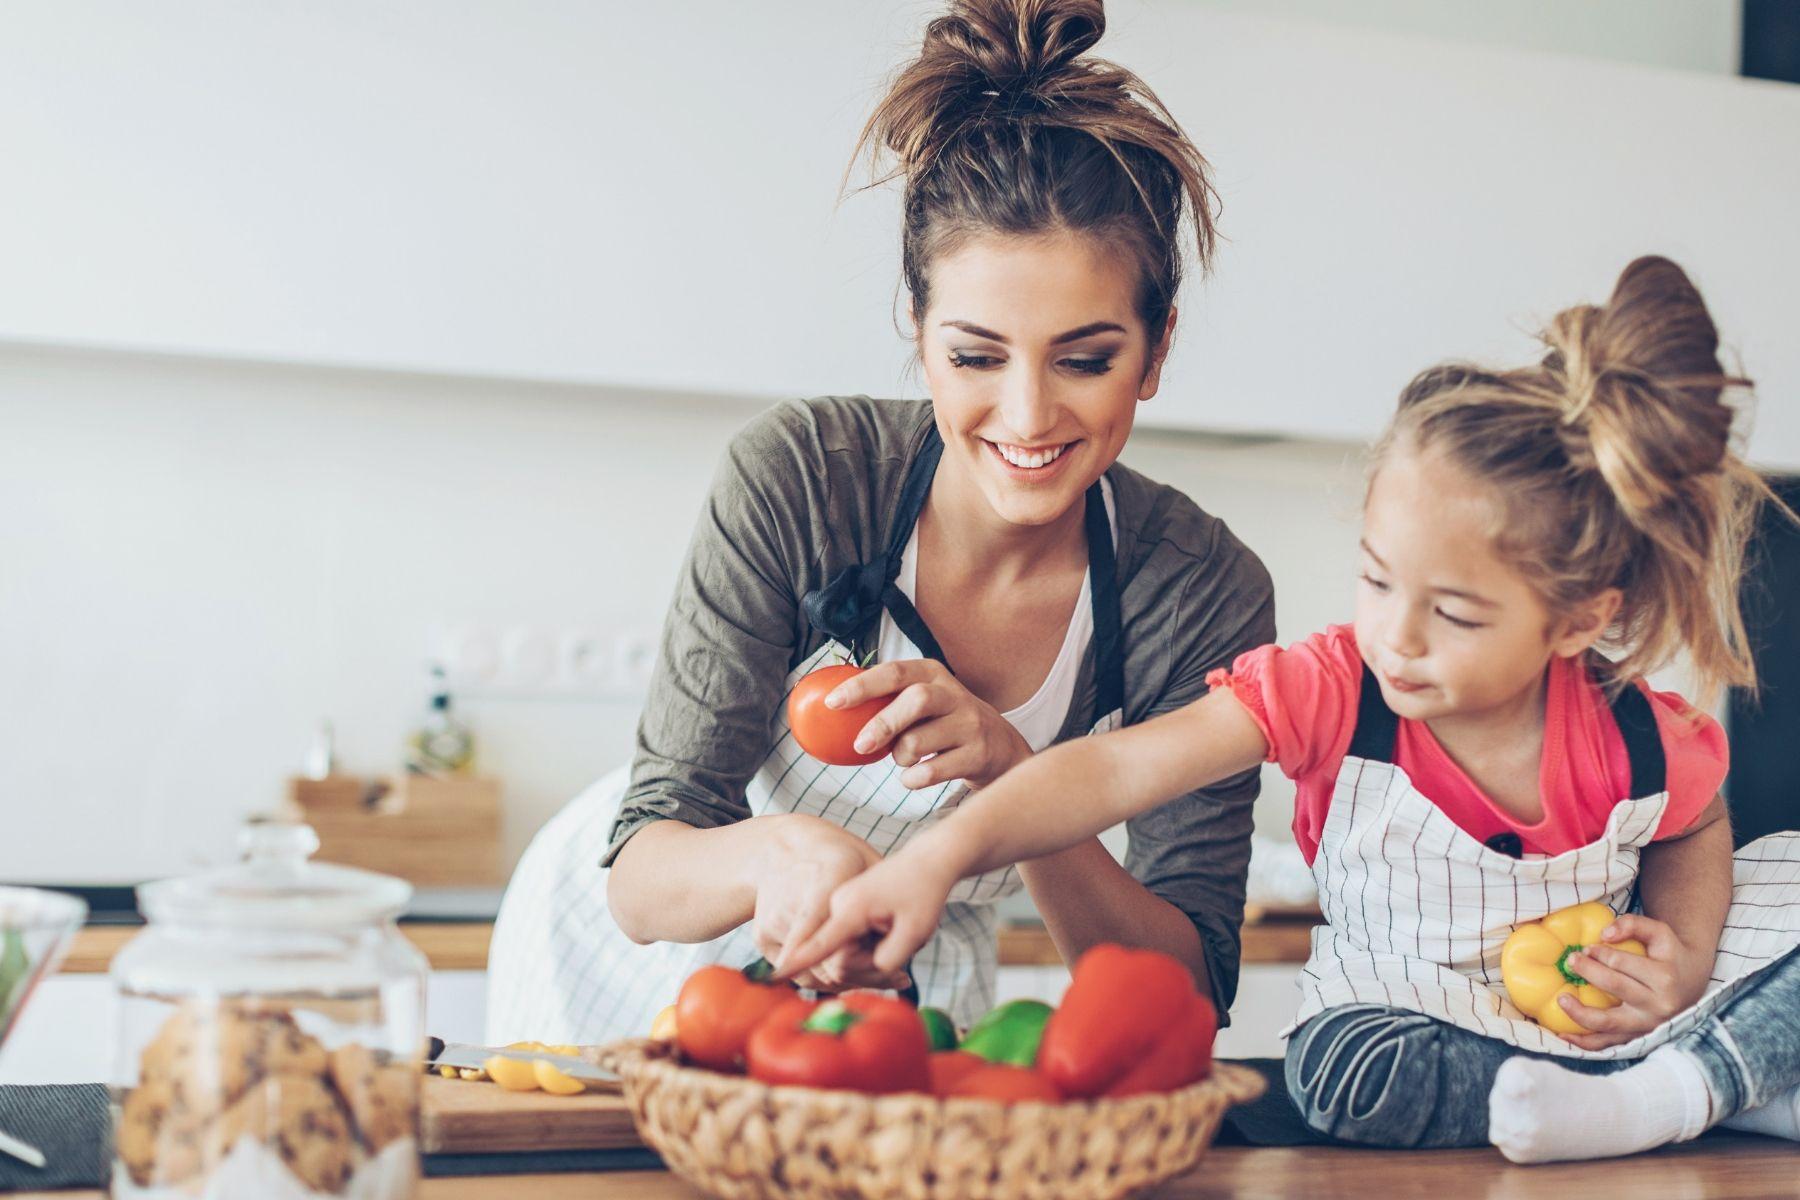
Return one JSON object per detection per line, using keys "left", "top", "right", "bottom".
{"left": 0, "top": 344, "right": 1360, "bottom": 883}
{"left": 4, "top": 2, "right": 1797, "bottom": 464}
{"left": 1185, "top": 0, "right": 1741, "bottom": 75}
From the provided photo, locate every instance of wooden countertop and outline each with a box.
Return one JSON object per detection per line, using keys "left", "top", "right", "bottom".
{"left": 60, "top": 912, "right": 1320, "bottom": 975}
{"left": 18, "top": 1136, "right": 1797, "bottom": 1199}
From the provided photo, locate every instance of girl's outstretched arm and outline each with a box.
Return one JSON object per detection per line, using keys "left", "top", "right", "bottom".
{"left": 777, "top": 687, "right": 1269, "bottom": 976}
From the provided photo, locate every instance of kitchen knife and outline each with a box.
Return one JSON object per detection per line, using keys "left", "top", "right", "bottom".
{"left": 430, "top": 1042, "right": 621, "bottom": 1088}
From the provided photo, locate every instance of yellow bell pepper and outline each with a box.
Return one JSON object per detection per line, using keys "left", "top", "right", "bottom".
{"left": 649, "top": 1004, "right": 679, "bottom": 1042}
{"left": 1501, "top": 902, "right": 1646, "bottom": 1034}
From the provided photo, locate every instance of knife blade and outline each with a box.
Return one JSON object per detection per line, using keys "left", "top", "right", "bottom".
{"left": 430, "top": 1042, "right": 621, "bottom": 1088}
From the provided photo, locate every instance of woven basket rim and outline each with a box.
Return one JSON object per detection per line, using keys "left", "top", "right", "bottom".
{"left": 597, "top": 1037, "right": 1267, "bottom": 1115}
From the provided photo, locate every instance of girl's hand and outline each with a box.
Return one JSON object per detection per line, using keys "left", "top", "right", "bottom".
{"left": 751, "top": 814, "right": 912, "bottom": 993}
{"left": 827, "top": 659, "right": 1032, "bottom": 790}
{"left": 1556, "top": 915, "right": 1714, "bottom": 1051}
{"left": 774, "top": 850, "right": 961, "bottom": 980}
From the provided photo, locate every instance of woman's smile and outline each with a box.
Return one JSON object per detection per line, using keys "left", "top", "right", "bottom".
{"left": 982, "top": 437, "right": 1081, "bottom": 481}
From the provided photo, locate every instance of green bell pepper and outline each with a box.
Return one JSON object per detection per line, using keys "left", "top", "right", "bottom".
{"left": 958, "top": 999, "right": 1053, "bottom": 1067}
{"left": 917, "top": 1006, "right": 959, "bottom": 1052}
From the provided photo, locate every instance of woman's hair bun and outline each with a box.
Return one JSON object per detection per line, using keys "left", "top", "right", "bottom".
{"left": 921, "top": 0, "right": 1105, "bottom": 111}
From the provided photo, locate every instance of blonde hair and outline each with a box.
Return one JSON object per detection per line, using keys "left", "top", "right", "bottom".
{"left": 1375, "top": 255, "right": 1785, "bottom": 704}
{"left": 850, "top": 0, "right": 1219, "bottom": 337}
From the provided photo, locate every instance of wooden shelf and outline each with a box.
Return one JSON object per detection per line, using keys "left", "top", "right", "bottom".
{"left": 62, "top": 911, "right": 1315, "bottom": 977}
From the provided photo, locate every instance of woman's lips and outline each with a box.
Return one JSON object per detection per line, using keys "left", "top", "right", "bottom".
{"left": 982, "top": 438, "right": 1078, "bottom": 482}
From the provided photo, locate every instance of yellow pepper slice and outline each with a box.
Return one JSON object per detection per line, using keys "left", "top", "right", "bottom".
{"left": 481, "top": 1041, "right": 590, "bottom": 1093}
{"left": 1501, "top": 902, "right": 1646, "bottom": 1034}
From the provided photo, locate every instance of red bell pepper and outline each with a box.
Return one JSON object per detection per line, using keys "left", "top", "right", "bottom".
{"left": 1038, "top": 944, "right": 1217, "bottom": 1099}
{"left": 927, "top": 1050, "right": 986, "bottom": 1096}
{"left": 745, "top": 992, "right": 931, "bottom": 1094}
{"left": 941, "top": 1062, "right": 1062, "bottom": 1105}
{"left": 674, "top": 959, "right": 798, "bottom": 1073}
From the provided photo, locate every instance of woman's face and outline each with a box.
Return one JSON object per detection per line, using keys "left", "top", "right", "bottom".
{"left": 917, "top": 231, "right": 1170, "bottom": 529}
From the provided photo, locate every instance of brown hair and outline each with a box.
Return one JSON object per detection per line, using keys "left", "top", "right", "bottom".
{"left": 1376, "top": 255, "right": 1785, "bottom": 703}
{"left": 851, "top": 0, "right": 1218, "bottom": 342}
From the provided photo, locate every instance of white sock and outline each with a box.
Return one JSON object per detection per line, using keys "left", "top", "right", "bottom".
{"left": 1721, "top": 1082, "right": 1800, "bottom": 1141}
{"left": 1488, "top": 1046, "right": 1714, "bottom": 1164}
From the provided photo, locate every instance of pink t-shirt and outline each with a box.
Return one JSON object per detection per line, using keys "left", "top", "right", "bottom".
{"left": 1207, "top": 626, "right": 1727, "bottom": 865}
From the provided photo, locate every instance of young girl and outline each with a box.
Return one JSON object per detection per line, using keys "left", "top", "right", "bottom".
{"left": 782, "top": 256, "right": 1800, "bottom": 1162}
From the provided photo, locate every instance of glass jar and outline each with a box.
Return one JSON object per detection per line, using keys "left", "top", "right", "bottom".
{"left": 109, "top": 822, "right": 427, "bottom": 1199}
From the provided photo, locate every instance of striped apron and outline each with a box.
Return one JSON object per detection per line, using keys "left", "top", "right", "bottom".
{"left": 487, "top": 429, "right": 1125, "bottom": 1044}
{"left": 1291, "top": 665, "right": 1800, "bottom": 1060}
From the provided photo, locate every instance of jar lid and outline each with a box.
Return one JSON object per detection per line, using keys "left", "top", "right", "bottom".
{"left": 137, "top": 822, "right": 413, "bottom": 931}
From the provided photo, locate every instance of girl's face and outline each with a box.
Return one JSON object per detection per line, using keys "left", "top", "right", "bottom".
{"left": 1355, "top": 444, "right": 1615, "bottom": 723}
{"left": 916, "top": 231, "right": 1170, "bottom": 529}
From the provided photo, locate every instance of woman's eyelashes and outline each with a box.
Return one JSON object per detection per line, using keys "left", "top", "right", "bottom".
{"left": 946, "top": 349, "right": 1116, "bottom": 375}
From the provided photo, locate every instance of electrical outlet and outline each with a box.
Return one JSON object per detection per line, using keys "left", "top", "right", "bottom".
{"left": 438, "top": 624, "right": 500, "bottom": 685}
{"left": 500, "top": 625, "right": 554, "bottom": 686}
{"left": 557, "top": 628, "right": 610, "bottom": 688}
{"left": 614, "top": 631, "right": 657, "bottom": 689}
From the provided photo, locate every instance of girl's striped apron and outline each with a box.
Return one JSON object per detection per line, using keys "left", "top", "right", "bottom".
{"left": 1292, "top": 664, "right": 1800, "bottom": 1060}
{"left": 487, "top": 429, "right": 1124, "bottom": 1044}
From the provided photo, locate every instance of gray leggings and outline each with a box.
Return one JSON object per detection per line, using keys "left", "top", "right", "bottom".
{"left": 1285, "top": 950, "right": 1800, "bottom": 1148}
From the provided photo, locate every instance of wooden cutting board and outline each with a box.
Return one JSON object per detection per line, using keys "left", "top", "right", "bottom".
{"left": 419, "top": 1073, "right": 644, "bottom": 1154}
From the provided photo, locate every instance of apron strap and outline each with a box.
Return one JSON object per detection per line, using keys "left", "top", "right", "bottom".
{"left": 1606, "top": 680, "right": 1667, "bottom": 800}
{"left": 1346, "top": 665, "right": 1400, "bottom": 763}
{"left": 1085, "top": 480, "right": 1126, "bottom": 722}
{"left": 799, "top": 427, "right": 945, "bottom": 654}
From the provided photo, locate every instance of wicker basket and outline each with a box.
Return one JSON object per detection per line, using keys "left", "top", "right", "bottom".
{"left": 596, "top": 1038, "right": 1265, "bottom": 1200}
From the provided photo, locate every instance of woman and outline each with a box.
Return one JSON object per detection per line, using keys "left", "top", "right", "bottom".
{"left": 487, "top": 0, "right": 1274, "bottom": 1043}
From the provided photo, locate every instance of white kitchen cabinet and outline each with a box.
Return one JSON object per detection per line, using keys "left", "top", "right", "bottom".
{"left": 2, "top": 4, "right": 1797, "bottom": 465}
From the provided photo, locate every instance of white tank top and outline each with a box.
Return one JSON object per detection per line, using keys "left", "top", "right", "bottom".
{"left": 876, "top": 478, "right": 1116, "bottom": 753}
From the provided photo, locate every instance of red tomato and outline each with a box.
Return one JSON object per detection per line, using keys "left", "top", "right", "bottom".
{"left": 942, "top": 1063, "right": 1063, "bottom": 1105}
{"left": 786, "top": 664, "right": 892, "bottom": 766}
{"left": 674, "top": 964, "right": 798, "bottom": 1073}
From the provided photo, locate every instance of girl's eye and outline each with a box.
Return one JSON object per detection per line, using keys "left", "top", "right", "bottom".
{"left": 1436, "top": 610, "right": 1484, "bottom": 630}
{"left": 1359, "top": 573, "right": 1391, "bottom": 593}
{"left": 1063, "top": 357, "right": 1114, "bottom": 376}
{"left": 948, "top": 350, "right": 1002, "bottom": 370}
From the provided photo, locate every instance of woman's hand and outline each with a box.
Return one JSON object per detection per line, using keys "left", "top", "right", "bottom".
{"left": 828, "top": 658, "right": 1032, "bottom": 790}
{"left": 1556, "top": 915, "right": 1714, "bottom": 1051}
{"left": 750, "top": 813, "right": 912, "bottom": 993}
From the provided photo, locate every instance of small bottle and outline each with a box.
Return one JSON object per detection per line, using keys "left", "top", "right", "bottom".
{"left": 405, "top": 671, "right": 475, "bottom": 776}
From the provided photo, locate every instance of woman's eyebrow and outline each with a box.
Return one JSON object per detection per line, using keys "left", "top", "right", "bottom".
{"left": 942, "top": 320, "right": 1008, "bottom": 343}
{"left": 1051, "top": 321, "right": 1126, "bottom": 344}
{"left": 939, "top": 319, "right": 1127, "bottom": 345}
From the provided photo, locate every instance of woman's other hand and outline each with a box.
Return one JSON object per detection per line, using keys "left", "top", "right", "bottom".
{"left": 751, "top": 813, "right": 912, "bottom": 993}
{"left": 827, "top": 658, "right": 1032, "bottom": 790}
